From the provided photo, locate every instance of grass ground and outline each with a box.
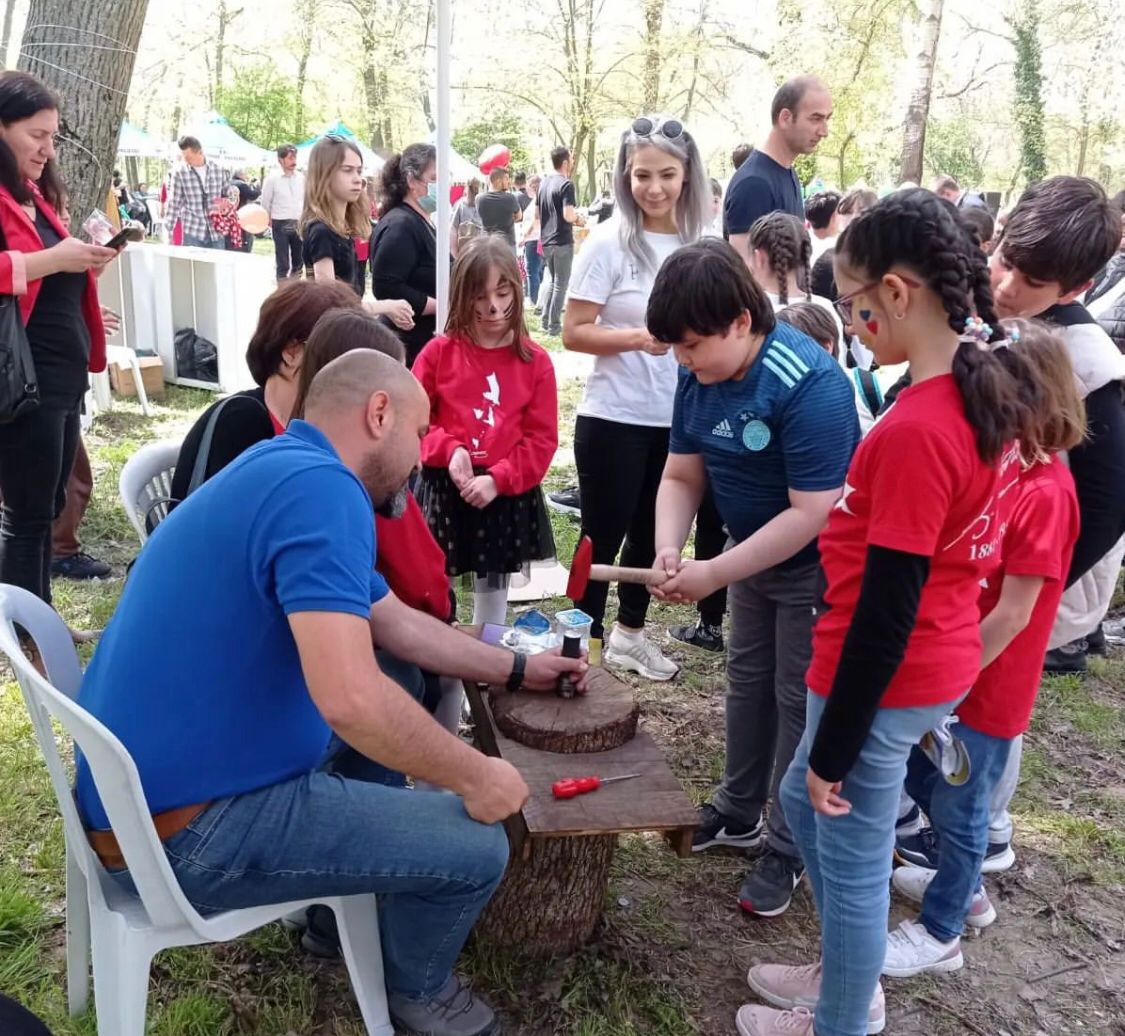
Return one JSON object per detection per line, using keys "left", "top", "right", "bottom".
{"left": 1, "top": 315, "right": 1124, "bottom": 1034}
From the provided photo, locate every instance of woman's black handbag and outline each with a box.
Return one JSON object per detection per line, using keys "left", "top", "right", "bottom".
{"left": 0, "top": 225, "right": 38, "bottom": 423}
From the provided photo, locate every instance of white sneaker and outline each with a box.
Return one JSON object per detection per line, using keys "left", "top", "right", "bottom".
{"left": 603, "top": 626, "right": 679, "bottom": 681}
{"left": 882, "top": 919, "right": 963, "bottom": 978}
{"left": 892, "top": 865, "right": 997, "bottom": 928}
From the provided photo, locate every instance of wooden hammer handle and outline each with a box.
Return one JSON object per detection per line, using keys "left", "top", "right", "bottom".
{"left": 589, "top": 563, "right": 665, "bottom": 586}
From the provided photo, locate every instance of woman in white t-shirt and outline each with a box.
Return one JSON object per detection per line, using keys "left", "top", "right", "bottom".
{"left": 562, "top": 114, "right": 710, "bottom": 680}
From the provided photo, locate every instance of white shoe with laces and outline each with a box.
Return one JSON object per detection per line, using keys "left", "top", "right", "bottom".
{"left": 882, "top": 919, "right": 963, "bottom": 978}
{"left": 892, "top": 865, "right": 997, "bottom": 928}
{"left": 603, "top": 626, "right": 679, "bottom": 681}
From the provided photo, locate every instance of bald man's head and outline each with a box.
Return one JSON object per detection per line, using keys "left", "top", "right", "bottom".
{"left": 303, "top": 349, "right": 429, "bottom": 514}
{"left": 770, "top": 75, "right": 832, "bottom": 158}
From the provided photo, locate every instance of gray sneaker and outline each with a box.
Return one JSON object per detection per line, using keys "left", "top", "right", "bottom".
{"left": 388, "top": 975, "right": 499, "bottom": 1036}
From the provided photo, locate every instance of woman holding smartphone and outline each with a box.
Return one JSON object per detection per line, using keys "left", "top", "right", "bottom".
{"left": 0, "top": 71, "right": 119, "bottom": 605}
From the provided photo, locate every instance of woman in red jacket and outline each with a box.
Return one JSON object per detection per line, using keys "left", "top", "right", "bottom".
{"left": 0, "top": 71, "right": 118, "bottom": 604}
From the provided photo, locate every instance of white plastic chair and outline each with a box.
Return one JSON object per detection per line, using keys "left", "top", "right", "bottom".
{"left": 118, "top": 441, "right": 180, "bottom": 544}
{"left": 0, "top": 585, "right": 394, "bottom": 1036}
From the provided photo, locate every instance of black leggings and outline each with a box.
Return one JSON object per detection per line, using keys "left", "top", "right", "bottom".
{"left": 0, "top": 404, "right": 80, "bottom": 604}
{"left": 694, "top": 484, "right": 729, "bottom": 628}
{"left": 574, "top": 415, "right": 668, "bottom": 638}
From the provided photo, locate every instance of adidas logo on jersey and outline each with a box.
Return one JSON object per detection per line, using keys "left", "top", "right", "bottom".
{"left": 711, "top": 419, "right": 734, "bottom": 438}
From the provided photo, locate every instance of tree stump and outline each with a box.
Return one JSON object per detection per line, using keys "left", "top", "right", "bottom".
{"left": 474, "top": 668, "right": 640, "bottom": 955}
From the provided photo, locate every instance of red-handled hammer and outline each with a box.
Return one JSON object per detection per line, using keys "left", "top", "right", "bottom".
{"left": 565, "top": 535, "right": 669, "bottom": 601}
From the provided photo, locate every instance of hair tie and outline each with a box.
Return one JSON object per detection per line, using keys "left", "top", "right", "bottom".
{"left": 961, "top": 315, "right": 993, "bottom": 346}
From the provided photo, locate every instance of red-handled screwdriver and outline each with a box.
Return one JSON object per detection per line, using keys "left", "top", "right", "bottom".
{"left": 552, "top": 773, "right": 641, "bottom": 799}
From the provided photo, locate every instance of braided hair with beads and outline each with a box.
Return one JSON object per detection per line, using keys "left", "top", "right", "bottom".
{"left": 836, "top": 188, "right": 1035, "bottom": 463}
{"left": 748, "top": 211, "right": 812, "bottom": 305}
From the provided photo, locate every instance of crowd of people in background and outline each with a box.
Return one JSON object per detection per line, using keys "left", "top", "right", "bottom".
{"left": 2, "top": 57, "right": 1125, "bottom": 1036}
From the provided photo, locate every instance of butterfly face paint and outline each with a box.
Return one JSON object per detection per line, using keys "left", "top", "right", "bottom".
{"left": 859, "top": 308, "right": 879, "bottom": 335}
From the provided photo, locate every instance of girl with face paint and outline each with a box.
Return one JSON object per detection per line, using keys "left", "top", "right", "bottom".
{"left": 412, "top": 236, "right": 559, "bottom": 628}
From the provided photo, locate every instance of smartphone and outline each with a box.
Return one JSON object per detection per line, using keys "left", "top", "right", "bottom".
{"left": 105, "top": 224, "right": 145, "bottom": 250}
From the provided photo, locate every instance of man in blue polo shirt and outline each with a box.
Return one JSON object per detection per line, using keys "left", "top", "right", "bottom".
{"left": 646, "top": 239, "right": 859, "bottom": 920}
{"left": 76, "top": 350, "right": 583, "bottom": 1036}
{"left": 724, "top": 75, "right": 832, "bottom": 259}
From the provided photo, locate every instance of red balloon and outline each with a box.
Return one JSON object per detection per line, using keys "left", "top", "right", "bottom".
{"left": 478, "top": 143, "right": 511, "bottom": 175}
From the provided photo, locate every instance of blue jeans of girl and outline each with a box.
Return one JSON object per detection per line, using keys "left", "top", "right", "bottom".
{"left": 780, "top": 691, "right": 954, "bottom": 1036}
{"left": 905, "top": 721, "right": 1013, "bottom": 942}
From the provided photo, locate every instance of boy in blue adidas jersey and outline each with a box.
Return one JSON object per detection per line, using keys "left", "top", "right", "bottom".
{"left": 647, "top": 237, "right": 860, "bottom": 917}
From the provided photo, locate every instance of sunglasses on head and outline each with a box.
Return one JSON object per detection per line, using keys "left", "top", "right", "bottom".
{"left": 632, "top": 116, "right": 684, "bottom": 142}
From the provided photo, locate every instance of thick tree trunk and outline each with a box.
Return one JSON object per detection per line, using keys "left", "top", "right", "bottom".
{"left": 898, "top": 0, "right": 944, "bottom": 185}
{"left": 475, "top": 669, "right": 641, "bottom": 954}
{"left": 18, "top": 0, "right": 149, "bottom": 231}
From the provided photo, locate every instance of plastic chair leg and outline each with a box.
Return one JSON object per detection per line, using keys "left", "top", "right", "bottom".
{"left": 127, "top": 352, "right": 153, "bottom": 417}
{"left": 65, "top": 851, "right": 90, "bottom": 1016}
{"left": 90, "top": 914, "right": 152, "bottom": 1036}
{"left": 333, "top": 894, "right": 394, "bottom": 1036}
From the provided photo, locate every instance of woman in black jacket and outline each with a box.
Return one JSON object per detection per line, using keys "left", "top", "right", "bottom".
{"left": 370, "top": 142, "right": 439, "bottom": 365}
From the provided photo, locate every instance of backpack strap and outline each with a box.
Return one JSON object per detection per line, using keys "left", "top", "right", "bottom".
{"left": 187, "top": 394, "right": 268, "bottom": 497}
{"left": 853, "top": 368, "right": 883, "bottom": 417}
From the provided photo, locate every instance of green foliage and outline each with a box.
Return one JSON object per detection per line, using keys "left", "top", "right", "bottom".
{"left": 1011, "top": 0, "right": 1048, "bottom": 185}
{"left": 452, "top": 113, "right": 533, "bottom": 177}
{"left": 216, "top": 61, "right": 305, "bottom": 152}
{"left": 923, "top": 117, "right": 985, "bottom": 186}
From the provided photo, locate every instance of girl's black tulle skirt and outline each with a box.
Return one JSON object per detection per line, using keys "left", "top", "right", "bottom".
{"left": 417, "top": 467, "right": 556, "bottom": 578}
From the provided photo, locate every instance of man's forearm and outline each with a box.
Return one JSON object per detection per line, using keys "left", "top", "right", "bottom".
{"left": 710, "top": 506, "right": 825, "bottom": 584}
{"left": 655, "top": 478, "right": 702, "bottom": 555}
{"left": 371, "top": 597, "right": 516, "bottom": 685}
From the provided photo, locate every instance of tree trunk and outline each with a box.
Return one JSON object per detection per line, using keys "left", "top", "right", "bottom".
{"left": 2, "top": 0, "right": 18, "bottom": 68}
{"left": 18, "top": 0, "right": 150, "bottom": 231}
{"left": 293, "top": 0, "right": 320, "bottom": 140}
{"left": 641, "top": 0, "right": 664, "bottom": 112}
{"left": 475, "top": 668, "right": 641, "bottom": 954}
{"left": 898, "top": 0, "right": 944, "bottom": 185}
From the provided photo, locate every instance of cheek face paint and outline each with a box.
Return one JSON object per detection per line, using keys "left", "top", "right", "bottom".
{"left": 859, "top": 308, "right": 879, "bottom": 335}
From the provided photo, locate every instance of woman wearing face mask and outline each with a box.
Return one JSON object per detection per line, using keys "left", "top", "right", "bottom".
{"left": 562, "top": 114, "right": 710, "bottom": 680}
{"left": 370, "top": 142, "right": 440, "bottom": 366}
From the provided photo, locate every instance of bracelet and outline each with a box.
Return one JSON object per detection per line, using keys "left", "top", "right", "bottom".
{"left": 506, "top": 651, "right": 527, "bottom": 693}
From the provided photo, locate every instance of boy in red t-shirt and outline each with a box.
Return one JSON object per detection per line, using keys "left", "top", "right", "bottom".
{"left": 883, "top": 320, "right": 1084, "bottom": 979}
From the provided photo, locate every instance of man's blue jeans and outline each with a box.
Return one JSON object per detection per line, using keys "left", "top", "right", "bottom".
{"left": 523, "top": 241, "right": 542, "bottom": 302}
{"left": 108, "top": 654, "right": 508, "bottom": 1001}
{"left": 182, "top": 232, "right": 226, "bottom": 249}
{"left": 780, "top": 691, "right": 954, "bottom": 1036}
{"left": 905, "top": 721, "right": 1013, "bottom": 943}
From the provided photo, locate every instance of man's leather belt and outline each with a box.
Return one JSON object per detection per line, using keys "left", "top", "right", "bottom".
{"left": 86, "top": 801, "right": 211, "bottom": 871}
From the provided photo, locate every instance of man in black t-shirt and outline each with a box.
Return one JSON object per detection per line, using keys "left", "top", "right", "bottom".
{"left": 537, "top": 146, "right": 581, "bottom": 336}
{"left": 724, "top": 75, "right": 833, "bottom": 260}
{"left": 477, "top": 167, "right": 522, "bottom": 246}
{"left": 513, "top": 170, "right": 533, "bottom": 213}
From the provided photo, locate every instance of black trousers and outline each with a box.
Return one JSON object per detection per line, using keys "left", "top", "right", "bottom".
{"left": 574, "top": 414, "right": 668, "bottom": 638}
{"left": 0, "top": 403, "right": 80, "bottom": 604}
{"left": 271, "top": 219, "right": 304, "bottom": 279}
{"left": 694, "top": 483, "right": 729, "bottom": 628}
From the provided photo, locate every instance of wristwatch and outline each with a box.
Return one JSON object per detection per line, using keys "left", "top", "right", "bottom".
{"left": 506, "top": 651, "right": 527, "bottom": 693}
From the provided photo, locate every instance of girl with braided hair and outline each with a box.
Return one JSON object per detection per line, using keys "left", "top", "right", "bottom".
{"left": 739, "top": 188, "right": 1029, "bottom": 1036}
{"left": 747, "top": 212, "right": 845, "bottom": 357}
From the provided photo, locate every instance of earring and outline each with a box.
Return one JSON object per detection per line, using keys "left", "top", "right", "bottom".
{"left": 893, "top": 312, "right": 905, "bottom": 320}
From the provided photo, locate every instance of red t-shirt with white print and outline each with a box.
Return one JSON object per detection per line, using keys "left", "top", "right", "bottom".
{"left": 808, "top": 373, "right": 1020, "bottom": 707}
{"left": 957, "top": 457, "right": 1079, "bottom": 738}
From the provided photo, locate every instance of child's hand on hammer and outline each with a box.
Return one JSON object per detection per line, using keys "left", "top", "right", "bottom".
{"left": 648, "top": 548, "right": 682, "bottom": 600}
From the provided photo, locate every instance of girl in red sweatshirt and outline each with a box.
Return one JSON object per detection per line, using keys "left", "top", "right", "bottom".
{"left": 413, "top": 236, "right": 558, "bottom": 626}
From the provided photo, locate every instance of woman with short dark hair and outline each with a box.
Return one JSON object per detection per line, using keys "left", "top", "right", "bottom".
{"left": 0, "top": 70, "right": 120, "bottom": 604}
{"left": 370, "top": 142, "right": 439, "bottom": 365}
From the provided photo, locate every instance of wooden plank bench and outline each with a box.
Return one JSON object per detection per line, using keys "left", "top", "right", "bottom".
{"left": 460, "top": 636, "right": 697, "bottom": 954}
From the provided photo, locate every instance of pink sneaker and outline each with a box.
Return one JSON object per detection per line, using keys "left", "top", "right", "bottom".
{"left": 747, "top": 961, "right": 886, "bottom": 1033}
{"left": 892, "top": 865, "right": 998, "bottom": 928}
{"left": 736, "top": 1005, "right": 814, "bottom": 1035}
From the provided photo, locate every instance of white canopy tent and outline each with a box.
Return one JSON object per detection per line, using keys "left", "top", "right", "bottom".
{"left": 178, "top": 111, "right": 273, "bottom": 168}
{"left": 296, "top": 120, "right": 385, "bottom": 175}
{"left": 116, "top": 121, "right": 167, "bottom": 159}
